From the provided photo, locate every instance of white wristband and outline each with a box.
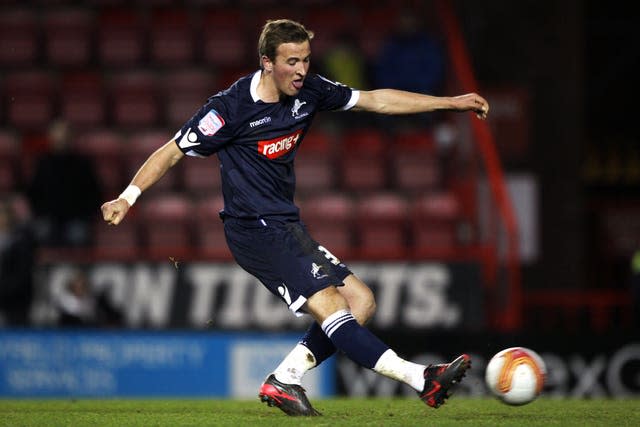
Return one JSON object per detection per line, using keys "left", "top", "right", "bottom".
{"left": 118, "top": 185, "right": 141, "bottom": 207}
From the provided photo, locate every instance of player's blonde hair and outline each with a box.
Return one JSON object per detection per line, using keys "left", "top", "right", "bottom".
{"left": 257, "top": 19, "right": 314, "bottom": 68}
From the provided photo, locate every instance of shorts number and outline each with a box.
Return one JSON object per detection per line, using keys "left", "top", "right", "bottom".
{"left": 318, "top": 245, "right": 341, "bottom": 266}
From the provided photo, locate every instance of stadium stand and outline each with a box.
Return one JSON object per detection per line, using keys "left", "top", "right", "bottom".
{"left": 149, "top": 7, "right": 195, "bottom": 66}
{"left": 43, "top": 8, "right": 94, "bottom": 67}
{"left": 139, "top": 193, "right": 193, "bottom": 259}
{"left": 354, "top": 192, "right": 409, "bottom": 259}
{"left": 298, "top": 193, "right": 355, "bottom": 258}
{"left": 97, "top": 7, "right": 146, "bottom": 67}
{"left": 339, "top": 127, "right": 388, "bottom": 193}
{"left": 60, "top": 72, "right": 106, "bottom": 128}
{"left": 0, "top": 8, "right": 38, "bottom": 68}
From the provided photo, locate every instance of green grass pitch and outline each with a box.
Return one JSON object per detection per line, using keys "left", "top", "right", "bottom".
{"left": 1, "top": 398, "right": 639, "bottom": 426}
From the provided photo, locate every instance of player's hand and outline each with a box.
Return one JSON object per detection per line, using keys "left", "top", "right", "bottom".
{"left": 453, "top": 93, "right": 489, "bottom": 120}
{"left": 101, "top": 198, "right": 131, "bottom": 226}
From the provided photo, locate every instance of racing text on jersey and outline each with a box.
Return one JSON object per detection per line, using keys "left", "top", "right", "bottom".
{"left": 257, "top": 129, "right": 303, "bottom": 159}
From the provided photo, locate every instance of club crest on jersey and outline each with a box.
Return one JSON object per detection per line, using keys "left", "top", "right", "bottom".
{"left": 198, "top": 109, "right": 225, "bottom": 136}
{"left": 291, "top": 99, "right": 308, "bottom": 118}
{"left": 258, "top": 129, "right": 302, "bottom": 159}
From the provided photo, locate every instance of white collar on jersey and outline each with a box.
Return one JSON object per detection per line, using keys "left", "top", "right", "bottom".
{"left": 250, "top": 71, "right": 261, "bottom": 102}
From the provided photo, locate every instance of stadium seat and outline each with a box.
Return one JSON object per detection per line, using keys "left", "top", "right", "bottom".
{"left": 109, "top": 71, "right": 160, "bottom": 128}
{"left": 0, "top": 9, "right": 38, "bottom": 67}
{"left": 183, "top": 155, "right": 222, "bottom": 196}
{"left": 60, "top": 72, "right": 106, "bottom": 128}
{"left": 126, "top": 129, "right": 179, "bottom": 194}
{"left": 201, "top": 8, "right": 249, "bottom": 68}
{"left": 299, "top": 193, "right": 355, "bottom": 258}
{"left": 149, "top": 8, "right": 194, "bottom": 66}
{"left": 139, "top": 193, "right": 193, "bottom": 259}
{"left": 339, "top": 128, "right": 388, "bottom": 193}
{"left": 390, "top": 128, "right": 441, "bottom": 193}
{"left": 160, "top": 68, "right": 217, "bottom": 128}
{"left": 93, "top": 217, "right": 140, "bottom": 259}
{"left": 302, "top": 6, "right": 352, "bottom": 57}
{"left": 194, "top": 194, "right": 231, "bottom": 259}
{"left": 43, "top": 8, "right": 93, "bottom": 67}
{"left": 73, "top": 129, "right": 125, "bottom": 195}
{"left": 410, "top": 191, "right": 462, "bottom": 253}
{"left": 354, "top": 192, "right": 409, "bottom": 259}
{"left": 295, "top": 129, "right": 336, "bottom": 195}
{"left": 0, "top": 130, "right": 19, "bottom": 193}
{"left": 97, "top": 8, "right": 146, "bottom": 67}
{"left": 3, "top": 72, "right": 55, "bottom": 130}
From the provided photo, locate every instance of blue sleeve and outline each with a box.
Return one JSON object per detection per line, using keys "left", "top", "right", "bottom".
{"left": 173, "top": 95, "right": 234, "bottom": 157}
{"left": 307, "top": 74, "right": 357, "bottom": 112}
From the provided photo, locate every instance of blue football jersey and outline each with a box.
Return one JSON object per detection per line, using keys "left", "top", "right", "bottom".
{"left": 174, "top": 71, "right": 359, "bottom": 219}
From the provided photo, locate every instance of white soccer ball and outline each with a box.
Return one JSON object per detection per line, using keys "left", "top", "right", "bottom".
{"left": 485, "top": 347, "right": 546, "bottom": 405}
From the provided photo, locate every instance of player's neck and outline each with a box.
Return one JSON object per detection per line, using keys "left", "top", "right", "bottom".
{"left": 257, "top": 70, "right": 281, "bottom": 103}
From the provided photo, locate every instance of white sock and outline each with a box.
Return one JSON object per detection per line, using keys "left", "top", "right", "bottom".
{"left": 273, "top": 344, "right": 317, "bottom": 385}
{"left": 373, "top": 349, "right": 426, "bottom": 391}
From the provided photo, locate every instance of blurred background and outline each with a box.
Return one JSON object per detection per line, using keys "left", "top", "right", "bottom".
{"left": 0, "top": 0, "right": 638, "bottom": 400}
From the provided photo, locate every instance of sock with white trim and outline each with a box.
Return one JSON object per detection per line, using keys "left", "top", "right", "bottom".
{"left": 300, "top": 322, "right": 336, "bottom": 366}
{"left": 321, "top": 309, "right": 388, "bottom": 369}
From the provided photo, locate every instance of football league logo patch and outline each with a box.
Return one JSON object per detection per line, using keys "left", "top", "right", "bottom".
{"left": 198, "top": 109, "right": 225, "bottom": 136}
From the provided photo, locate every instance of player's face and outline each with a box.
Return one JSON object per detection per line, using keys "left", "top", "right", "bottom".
{"left": 271, "top": 41, "right": 311, "bottom": 97}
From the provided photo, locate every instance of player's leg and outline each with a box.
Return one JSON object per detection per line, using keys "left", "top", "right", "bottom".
{"left": 272, "top": 274, "right": 376, "bottom": 385}
{"left": 304, "top": 286, "right": 471, "bottom": 408}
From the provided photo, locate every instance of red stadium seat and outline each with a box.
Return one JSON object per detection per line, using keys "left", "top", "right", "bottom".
{"left": 150, "top": 8, "right": 194, "bottom": 66}
{"left": 303, "top": 7, "right": 352, "bottom": 56}
{"left": 0, "top": 130, "right": 19, "bottom": 193}
{"left": 194, "top": 194, "right": 231, "bottom": 259}
{"left": 160, "top": 68, "right": 217, "bottom": 128}
{"left": 201, "top": 8, "right": 249, "bottom": 68}
{"left": 355, "top": 192, "right": 409, "bottom": 259}
{"left": 109, "top": 71, "right": 160, "bottom": 128}
{"left": 0, "top": 9, "right": 38, "bottom": 67}
{"left": 390, "top": 128, "right": 441, "bottom": 193}
{"left": 126, "top": 129, "right": 179, "bottom": 194}
{"left": 4, "top": 72, "right": 55, "bottom": 130}
{"left": 73, "top": 129, "right": 125, "bottom": 195}
{"left": 295, "top": 129, "right": 337, "bottom": 195}
{"left": 93, "top": 218, "right": 140, "bottom": 259}
{"left": 299, "top": 193, "right": 355, "bottom": 258}
{"left": 139, "top": 193, "right": 193, "bottom": 259}
{"left": 43, "top": 8, "right": 93, "bottom": 67}
{"left": 97, "top": 8, "right": 146, "bottom": 67}
{"left": 410, "top": 191, "right": 462, "bottom": 252}
{"left": 60, "top": 72, "right": 106, "bottom": 128}
{"left": 183, "top": 155, "right": 222, "bottom": 196}
{"left": 339, "top": 128, "right": 388, "bottom": 193}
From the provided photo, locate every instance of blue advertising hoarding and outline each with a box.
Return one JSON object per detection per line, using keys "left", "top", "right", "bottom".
{"left": 0, "top": 330, "right": 335, "bottom": 398}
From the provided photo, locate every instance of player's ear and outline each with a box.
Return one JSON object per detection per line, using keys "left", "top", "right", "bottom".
{"left": 262, "top": 55, "right": 273, "bottom": 72}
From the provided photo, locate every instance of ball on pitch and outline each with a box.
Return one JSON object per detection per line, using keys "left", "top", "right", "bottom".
{"left": 485, "top": 346, "right": 546, "bottom": 405}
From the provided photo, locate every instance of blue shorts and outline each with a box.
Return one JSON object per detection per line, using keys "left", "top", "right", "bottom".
{"left": 223, "top": 216, "right": 352, "bottom": 316}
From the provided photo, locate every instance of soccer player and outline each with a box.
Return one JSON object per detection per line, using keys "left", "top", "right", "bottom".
{"left": 101, "top": 19, "right": 489, "bottom": 416}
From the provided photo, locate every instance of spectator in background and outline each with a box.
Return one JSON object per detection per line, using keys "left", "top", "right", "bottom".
{"left": 322, "top": 32, "right": 368, "bottom": 90}
{"left": 372, "top": 10, "right": 446, "bottom": 128}
{"left": 0, "top": 196, "right": 36, "bottom": 326}
{"left": 27, "top": 119, "right": 102, "bottom": 247}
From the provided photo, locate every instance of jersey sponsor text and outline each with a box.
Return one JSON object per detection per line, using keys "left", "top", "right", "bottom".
{"left": 258, "top": 129, "right": 303, "bottom": 159}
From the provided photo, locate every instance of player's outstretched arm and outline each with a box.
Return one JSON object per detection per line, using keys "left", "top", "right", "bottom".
{"left": 101, "top": 140, "right": 184, "bottom": 225}
{"left": 353, "top": 89, "right": 489, "bottom": 119}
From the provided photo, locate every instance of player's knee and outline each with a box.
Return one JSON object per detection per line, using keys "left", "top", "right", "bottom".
{"left": 352, "top": 287, "right": 376, "bottom": 325}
